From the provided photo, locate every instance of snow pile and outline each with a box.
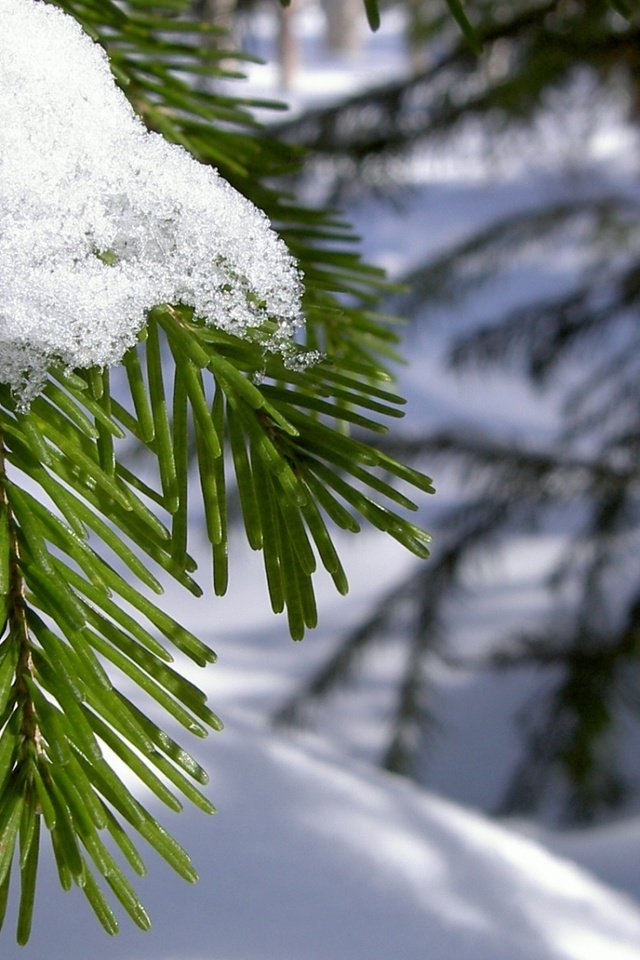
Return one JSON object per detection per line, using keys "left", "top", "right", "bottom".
{"left": 4, "top": 715, "right": 640, "bottom": 960}
{"left": 0, "top": 0, "right": 303, "bottom": 400}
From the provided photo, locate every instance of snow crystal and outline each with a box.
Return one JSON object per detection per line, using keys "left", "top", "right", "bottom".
{"left": 0, "top": 0, "right": 304, "bottom": 401}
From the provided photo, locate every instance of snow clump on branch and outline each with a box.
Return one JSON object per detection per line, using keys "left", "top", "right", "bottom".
{"left": 0, "top": 0, "right": 304, "bottom": 401}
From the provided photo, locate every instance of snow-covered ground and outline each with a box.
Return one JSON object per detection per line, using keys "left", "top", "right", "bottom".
{"left": 5, "top": 712, "right": 640, "bottom": 960}
{"left": 5, "top": 3, "right": 640, "bottom": 957}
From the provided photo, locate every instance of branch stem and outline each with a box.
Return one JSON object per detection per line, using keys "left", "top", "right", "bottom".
{"left": 0, "top": 427, "right": 40, "bottom": 757}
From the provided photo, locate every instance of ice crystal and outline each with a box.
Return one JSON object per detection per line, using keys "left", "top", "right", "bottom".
{"left": 0, "top": 0, "right": 304, "bottom": 400}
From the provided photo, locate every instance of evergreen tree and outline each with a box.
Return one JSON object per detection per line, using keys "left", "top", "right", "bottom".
{"left": 273, "top": 0, "right": 640, "bottom": 823}
{"left": 0, "top": 0, "right": 440, "bottom": 942}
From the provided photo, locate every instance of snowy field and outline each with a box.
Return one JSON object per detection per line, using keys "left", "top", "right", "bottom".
{"left": 4, "top": 3, "right": 640, "bottom": 958}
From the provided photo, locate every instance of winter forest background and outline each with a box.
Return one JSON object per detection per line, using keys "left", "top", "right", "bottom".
{"left": 3, "top": 1, "right": 640, "bottom": 958}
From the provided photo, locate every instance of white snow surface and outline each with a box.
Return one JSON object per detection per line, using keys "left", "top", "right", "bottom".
{"left": 0, "top": 0, "right": 302, "bottom": 401}
{"left": 4, "top": 712, "right": 640, "bottom": 960}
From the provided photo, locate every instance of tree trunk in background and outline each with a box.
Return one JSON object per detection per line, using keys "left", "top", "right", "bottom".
{"left": 321, "top": 0, "right": 363, "bottom": 54}
{"left": 192, "top": 0, "right": 237, "bottom": 33}
{"left": 191, "top": 0, "right": 239, "bottom": 90}
{"left": 278, "top": 3, "right": 299, "bottom": 90}
{"left": 193, "top": 0, "right": 238, "bottom": 35}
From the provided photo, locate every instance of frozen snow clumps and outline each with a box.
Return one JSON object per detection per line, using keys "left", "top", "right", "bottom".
{"left": 0, "top": 0, "right": 303, "bottom": 400}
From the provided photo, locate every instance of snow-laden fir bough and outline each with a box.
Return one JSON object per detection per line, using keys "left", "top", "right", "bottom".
{"left": 0, "top": 0, "right": 435, "bottom": 945}
{"left": 0, "top": 0, "right": 303, "bottom": 402}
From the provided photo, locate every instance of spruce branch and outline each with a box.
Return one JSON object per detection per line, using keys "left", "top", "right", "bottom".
{"left": 0, "top": 0, "right": 437, "bottom": 942}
